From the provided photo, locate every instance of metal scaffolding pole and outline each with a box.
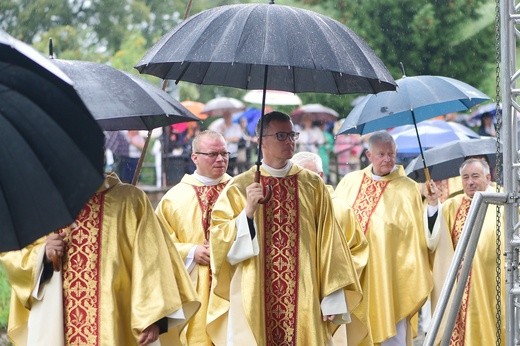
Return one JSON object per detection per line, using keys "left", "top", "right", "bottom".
{"left": 501, "top": 0, "right": 520, "bottom": 345}
{"left": 425, "top": 1, "right": 520, "bottom": 344}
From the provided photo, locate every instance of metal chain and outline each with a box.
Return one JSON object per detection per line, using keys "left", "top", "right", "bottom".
{"left": 493, "top": 0, "right": 502, "bottom": 343}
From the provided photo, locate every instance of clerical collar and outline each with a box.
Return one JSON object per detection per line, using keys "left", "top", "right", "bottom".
{"left": 371, "top": 165, "right": 397, "bottom": 181}
{"left": 193, "top": 171, "right": 223, "bottom": 186}
{"left": 261, "top": 161, "right": 293, "bottom": 177}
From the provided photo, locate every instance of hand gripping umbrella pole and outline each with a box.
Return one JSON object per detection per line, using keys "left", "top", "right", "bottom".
{"left": 255, "top": 65, "right": 273, "bottom": 204}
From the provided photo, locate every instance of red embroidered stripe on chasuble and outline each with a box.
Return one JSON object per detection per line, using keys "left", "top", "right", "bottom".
{"left": 262, "top": 175, "right": 299, "bottom": 346}
{"left": 351, "top": 174, "right": 389, "bottom": 234}
{"left": 450, "top": 197, "right": 472, "bottom": 346}
{"left": 62, "top": 193, "right": 103, "bottom": 346}
{"left": 193, "top": 182, "right": 228, "bottom": 240}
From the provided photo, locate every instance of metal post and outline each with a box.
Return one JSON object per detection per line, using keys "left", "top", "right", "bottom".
{"left": 500, "top": 0, "right": 520, "bottom": 344}
{"left": 424, "top": 193, "right": 508, "bottom": 345}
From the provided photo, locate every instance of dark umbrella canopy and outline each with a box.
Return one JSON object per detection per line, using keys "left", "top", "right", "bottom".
{"left": 51, "top": 59, "right": 199, "bottom": 130}
{"left": 0, "top": 31, "right": 104, "bottom": 251}
{"left": 405, "top": 137, "right": 500, "bottom": 182}
{"left": 135, "top": 3, "right": 396, "bottom": 94}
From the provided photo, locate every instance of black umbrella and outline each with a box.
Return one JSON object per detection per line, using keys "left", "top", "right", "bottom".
{"left": 136, "top": 1, "right": 395, "bottom": 200}
{"left": 405, "top": 137, "right": 500, "bottom": 182}
{"left": 50, "top": 59, "right": 199, "bottom": 131}
{"left": 50, "top": 59, "right": 200, "bottom": 185}
{"left": 0, "top": 31, "right": 105, "bottom": 252}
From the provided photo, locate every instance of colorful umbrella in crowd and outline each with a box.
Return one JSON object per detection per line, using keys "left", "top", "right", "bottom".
{"left": 136, "top": 2, "right": 396, "bottom": 202}
{"left": 201, "top": 97, "right": 245, "bottom": 116}
{"left": 291, "top": 103, "right": 339, "bottom": 124}
{"left": 0, "top": 30, "right": 105, "bottom": 251}
{"left": 242, "top": 89, "right": 303, "bottom": 106}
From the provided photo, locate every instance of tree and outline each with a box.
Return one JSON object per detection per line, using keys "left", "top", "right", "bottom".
{"left": 0, "top": 0, "right": 499, "bottom": 113}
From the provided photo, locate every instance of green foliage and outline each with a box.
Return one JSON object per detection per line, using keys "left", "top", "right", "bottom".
{"left": 0, "top": 0, "right": 500, "bottom": 116}
{"left": 0, "top": 264, "right": 11, "bottom": 330}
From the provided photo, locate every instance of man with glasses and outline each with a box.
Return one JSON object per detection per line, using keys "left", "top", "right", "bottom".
{"left": 155, "top": 130, "right": 232, "bottom": 346}
{"left": 207, "top": 111, "right": 362, "bottom": 345}
{"left": 335, "top": 131, "right": 432, "bottom": 345}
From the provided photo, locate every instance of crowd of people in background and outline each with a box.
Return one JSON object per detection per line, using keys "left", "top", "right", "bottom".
{"left": 104, "top": 101, "right": 499, "bottom": 188}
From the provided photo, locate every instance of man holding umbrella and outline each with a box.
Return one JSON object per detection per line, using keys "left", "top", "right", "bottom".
{"left": 207, "top": 111, "right": 362, "bottom": 345}
{"left": 155, "top": 130, "right": 232, "bottom": 346}
{"left": 1, "top": 171, "right": 200, "bottom": 346}
{"left": 335, "top": 131, "right": 432, "bottom": 345}
{"left": 424, "top": 158, "right": 505, "bottom": 345}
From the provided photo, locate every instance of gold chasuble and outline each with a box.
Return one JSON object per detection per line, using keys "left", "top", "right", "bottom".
{"left": 335, "top": 165, "right": 432, "bottom": 345}
{"left": 327, "top": 185, "right": 370, "bottom": 345}
{"left": 208, "top": 165, "right": 362, "bottom": 346}
{"left": 1, "top": 172, "right": 200, "bottom": 346}
{"left": 155, "top": 173, "right": 231, "bottom": 346}
{"left": 431, "top": 193, "right": 505, "bottom": 346}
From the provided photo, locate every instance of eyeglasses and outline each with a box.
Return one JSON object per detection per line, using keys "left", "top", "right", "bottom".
{"left": 195, "top": 151, "right": 230, "bottom": 159}
{"left": 262, "top": 131, "right": 300, "bottom": 141}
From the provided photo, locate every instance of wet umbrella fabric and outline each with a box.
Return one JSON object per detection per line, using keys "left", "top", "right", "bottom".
{"left": 0, "top": 31, "right": 105, "bottom": 251}
{"left": 135, "top": 3, "right": 396, "bottom": 94}
{"left": 50, "top": 59, "right": 199, "bottom": 131}
{"left": 405, "top": 137, "right": 499, "bottom": 182}
{"left": 337, "top": 75, "right": 490, "bottom": 136}
{"left": 389, "top": 120, "right": 479, "bottom": 154}
{"left": 136, "top": 2, "right": 395, "bottom": 198}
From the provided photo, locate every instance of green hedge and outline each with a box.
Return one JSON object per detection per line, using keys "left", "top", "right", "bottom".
{"left": 0, "top": 264, "right": 10, "bottom": 330}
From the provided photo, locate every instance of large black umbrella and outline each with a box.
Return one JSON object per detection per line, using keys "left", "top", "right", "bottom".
{"left": 0, "top": 31, "right": 105, "bottom": 252}
{"left": 136, "top": 1, "right": 395, "bottom": 200}
{"left": 50, "top": 59, "right": 199, "bottom": 130}
{"left": 50, "top": 59, "right": 200, "bottom": 185}
{"left": 405, "top": 137, "right": 500, "bottom": 182}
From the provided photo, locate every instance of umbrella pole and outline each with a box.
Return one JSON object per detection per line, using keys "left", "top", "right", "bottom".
{"left": 131, "top": 130, "right": 152, "bottom": 186}
{"left": 255, "top": 65, "right": 272, "bottom": 203}
{"left": 411, "top": 111, "right": 432, "bottom": 193}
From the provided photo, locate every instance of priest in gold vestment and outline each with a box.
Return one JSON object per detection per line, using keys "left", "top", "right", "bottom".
{"left": 335, "top": 131, "right": 432, "bottom": 345}
{"left": 292, "top": 151, "right": 369, "bottom": 345}
{"left": 207, "top": 112, "right": 362, "bottom": 345}
{"left": 425, "top": 158, "right": 505, "bottom": 345}
{"left": 155, "top": 130, "right": 232, "bottom": 346}
{"left": 0, "top": 172, "right": 200, "bottom": 346}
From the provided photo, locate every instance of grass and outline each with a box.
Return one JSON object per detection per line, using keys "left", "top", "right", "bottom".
{"left": 0, "top": 264, "right": 10, "bottom": 331}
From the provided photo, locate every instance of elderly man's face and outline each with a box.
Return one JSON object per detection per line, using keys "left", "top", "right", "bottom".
{"left": 461, "top": 161, "right": 490, "bottom": 198}
{"left": 366, "top": 141, "right": 396, "bottom": 176}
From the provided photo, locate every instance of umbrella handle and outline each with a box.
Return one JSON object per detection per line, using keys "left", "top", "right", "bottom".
{"left": 255, "top": 170, "right": 272, "bottom": 204}
{"left": 424, "top": 167, "right": 432, "bottom": 195}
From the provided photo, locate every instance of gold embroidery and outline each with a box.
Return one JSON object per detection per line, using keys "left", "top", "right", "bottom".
{"left": 449, "top": 197, "right": 472, "bottom": 345}
{"left": 193, "top": 182, "right": 227, "bottom": 240}
{"left": 262, "top": 175, "right": 299, "bottom": 346}
{"left": 62, "top": 193, "right": 103, "bottom": 346}
{"left": 352, "top": 174, "right": 389, "bottom": 234}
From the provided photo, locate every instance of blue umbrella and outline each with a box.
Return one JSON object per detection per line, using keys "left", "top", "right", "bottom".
{"left": 336, "top": 72, "right": 490, "bottom": 183}
{"left": 389, "top": 119, "right": 479, "bottom": 154}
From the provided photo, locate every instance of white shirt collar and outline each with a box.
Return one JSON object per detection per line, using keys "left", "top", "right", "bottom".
{"left": 261, "top": 161, "right": 293, "bottom": 178}
{"left": 371, "top": 165, "right": 397, "bottom": 181}
{"left": 193, "top": 171, "right": 223, "bottom": 186}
